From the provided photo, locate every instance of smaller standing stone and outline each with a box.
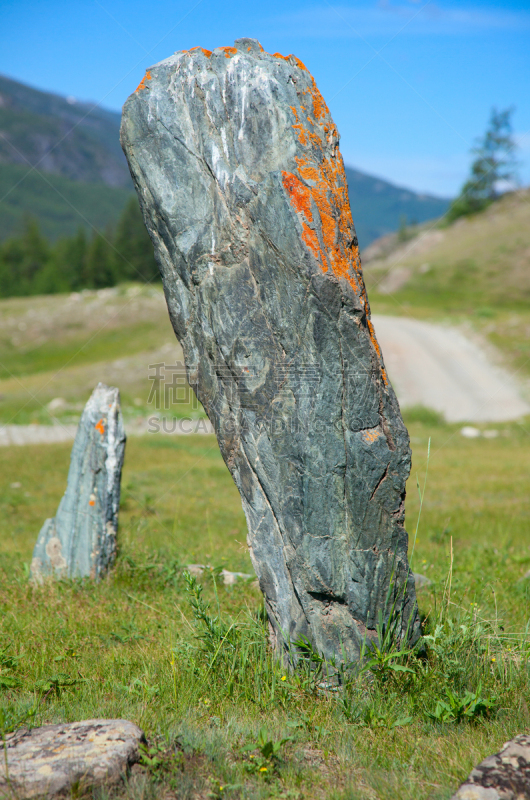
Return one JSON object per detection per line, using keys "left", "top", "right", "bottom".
{"left": 31, "top": 383, "right": 126, "bottom": 581}
{"left": 450, "top": 734, "right": 530, "bottom": 799}
{"left": 0, "top": 719, "right": 145, "bottom": 798}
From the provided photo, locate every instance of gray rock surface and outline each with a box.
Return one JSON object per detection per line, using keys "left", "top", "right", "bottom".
{"left": 450, "top": 734, "right": 530, "bottom": 799}
{"left": 0, "top": 719, "right": 145, "bottom": 798}
{"left": 413, "top": 572, "right": 432, "bottom": 589}
{"left": 121, "top": 38, "right": 420, "bottom": 664}
{"left": 31, "top": 383, "right": 126, "bottom": 581}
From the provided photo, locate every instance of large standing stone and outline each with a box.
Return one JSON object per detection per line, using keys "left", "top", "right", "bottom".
{"left": 120, "top": 38, "right": 420, "bottom": 663}
{"left": 0, "top": 719, "right": 145, "bottom": 798}
{"left": 31, "top": 383, "right": 126, "bottom": 581}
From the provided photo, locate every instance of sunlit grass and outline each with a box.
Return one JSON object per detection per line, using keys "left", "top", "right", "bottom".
{"left": 1, "top": 425, "right": 530, "bottom": 799}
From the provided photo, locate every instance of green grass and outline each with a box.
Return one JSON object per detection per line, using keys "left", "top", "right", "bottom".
{"left": 2, "top": 426, "right": 530, "bottom": 799}
{"left": 0, "top": 286, "right": 208, "bottom": 424}
{"left": 0, "top": 320, "right": 167, "bottom": 381}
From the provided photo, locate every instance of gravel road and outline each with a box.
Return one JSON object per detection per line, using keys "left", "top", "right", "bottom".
{"left": 1, "top": 315, "right": 528, "bottom": 445}
{"left": 372, "top": 314, "right": 530, "bottom": 423}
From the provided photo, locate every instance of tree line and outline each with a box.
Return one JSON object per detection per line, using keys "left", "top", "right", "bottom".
{"left": 0, "top": 196, "right": 159, "bottom": 298}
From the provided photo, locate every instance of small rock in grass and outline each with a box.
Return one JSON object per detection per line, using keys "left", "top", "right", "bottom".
{"left": 450, "top": 734, "right": 530, "bottom": 799}
{"left": 221, "top": 568, "right": 254, "bottom": 586}
{"left": 0, "top": 719, "right": 145, "bottom": 798}
{"left": 185, "top": 564, "right": 254, "bottom": 585}
{"left": 47, "top": 397, "right": 67, "bottom": 413}
{"left": 413, "top": 572, "right": 432, "bottom": 589}
{"left": 461, "top": 426, "right": 481, "bottom": 439}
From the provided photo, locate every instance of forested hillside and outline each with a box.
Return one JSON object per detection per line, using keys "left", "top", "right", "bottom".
{"left": 0, "top": 74, "right": 449, "bottom": 249}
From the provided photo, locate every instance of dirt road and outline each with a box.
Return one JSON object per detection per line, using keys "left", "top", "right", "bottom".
{"left": 372, "top": 315, "right": 530, "bottom": 423}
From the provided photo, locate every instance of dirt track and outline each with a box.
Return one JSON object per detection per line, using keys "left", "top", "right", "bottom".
{"left": 1, "top": 315, "right": 528, "bottom": 445}
{"left": 372, "top": 315, "right": 530, "bottom": 423}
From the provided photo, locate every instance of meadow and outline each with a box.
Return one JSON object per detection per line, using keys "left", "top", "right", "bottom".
{"left": 1, "top": 416, "right": 530, "bottom": 800}
{"left": 1, "top": 191, "right": 530, "bottom": 798}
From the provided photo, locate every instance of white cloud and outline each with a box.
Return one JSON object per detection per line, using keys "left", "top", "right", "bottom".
{"left": 273, "top": 3, "right": 530, "bottom": 38}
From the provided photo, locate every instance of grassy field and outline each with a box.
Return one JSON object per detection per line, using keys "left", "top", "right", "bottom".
{"left": 0, "top": 285, "right": 206, "bottom": 426}
{"left": 1, "top": 194, "right": 530, "bottom": 798}
{"left": 1, "top": 419, "right": 530, "bottom": 799}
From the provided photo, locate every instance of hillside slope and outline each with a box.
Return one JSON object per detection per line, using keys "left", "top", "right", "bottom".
{"left": 364, "top": 189, "right": 530, "bottom": 377}
{"left": 0, "top": 74, "right": 129, "bottom": 187}
{"left": 0, "top": 74, "right": 449, "bottom": 244}
{"left": 344, "top": 166, "right": 449, "bottom": 248}
{"left": 0, "top": 163, "right": 131, "bottom": 240}
{"left": 364, "top": 189, "right": 530, "bottom": 308}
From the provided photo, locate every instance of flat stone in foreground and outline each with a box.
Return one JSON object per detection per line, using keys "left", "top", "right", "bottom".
{"left": 450, "top": 735, "right": 530, "bottom": 799}
{"left": 31, "top": 383, "right": 126, "bottom": 581}
{"left": 0, "top": 719, "right": 145, "bottom": 798}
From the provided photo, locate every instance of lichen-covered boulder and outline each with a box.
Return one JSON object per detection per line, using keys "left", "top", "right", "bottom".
{"left": 120, "top": 38, "right": 420, "bottom": 663}
{"left": 31, "top": 383, "right": 126, "bottom": 581}
{"left": 0, "top": 719, "right": 144, "bottom": 798}
{"left": 450, "top": 734, "right": 530, "bottom": 799}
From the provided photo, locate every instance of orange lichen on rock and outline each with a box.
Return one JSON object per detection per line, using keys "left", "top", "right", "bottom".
{"left": 309, "top": 77, "right": 329, "bottom": 121}
{"left": 362, "top": 429, "right": 383, "bottom": 444}
{"left": 95, "top": 419, "right": 105, "bottom": 435}
{"left": 281, "top": 68, "right": 388, "bottom": 382}
{"left": 281, "top": 172, "right": 323, "bottom": 266}
{"left": 190, "top": 46, "right": 212, "bottom": 57}
{"left": 219, "top": 46, "right": 238, "bottom": 58}
{"left": 273, "top": 52, "right": 307, "bottom": 71}
{"left": 290, "top": 106, "right": 307, "bottom": 146}
{"left": 291, "top": 56, "right": 308, "bottom": 71}
{"left": 135, "top": 70, "right": 152, "bottom": 93}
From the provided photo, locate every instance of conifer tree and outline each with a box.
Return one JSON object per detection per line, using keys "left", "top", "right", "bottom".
{"left": 448, "top": 107, "right": 518, "bottom": 221}
{"left": 113, "top": 196, "right": 158, "bottom": 283}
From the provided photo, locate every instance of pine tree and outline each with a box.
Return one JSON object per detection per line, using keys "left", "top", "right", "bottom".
{"left": 113, "top": 196, "right": 159, "bottom": 283}
{"left": 83, "top": 230, "right": 115, "bottom": 288}
{"left": 448, "top": 107, "right": 518, "bottom": 222}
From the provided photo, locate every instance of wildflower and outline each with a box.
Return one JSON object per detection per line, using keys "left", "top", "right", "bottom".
{"left": 260, "top": 767, "right": 268, "bottom": 772}
{"left": 281, "top": 675, "right": 287, "bottom": 681}
{"left": 491, "top": 657, "right": 496, "bottom": 662}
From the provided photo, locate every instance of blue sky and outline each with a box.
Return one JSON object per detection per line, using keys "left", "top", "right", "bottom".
{"left": 1, "top": 0, "right": 529, "bottom": 197}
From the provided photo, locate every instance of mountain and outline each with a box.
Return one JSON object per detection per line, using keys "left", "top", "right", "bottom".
{"left": 344, "top": 167, "right": 449, "bottom": 248}
{"left": 0, "top": 74, "right": 129, "bottom": 187}
{"left": 0, "top": 74, "right": 450, "bottom": 245}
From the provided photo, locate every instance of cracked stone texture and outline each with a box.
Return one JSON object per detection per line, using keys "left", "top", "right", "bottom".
{"left": 450, "top": 735, "right": 530, "bottom": 800}
{"left": 0, "top": 719, "right": 145, "bottom": 798}
{"left": 31, "top": 383, "right": 126, "bottom": 581}
{"left": 120, "top": 37, "right": 420, "bottom": 663}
